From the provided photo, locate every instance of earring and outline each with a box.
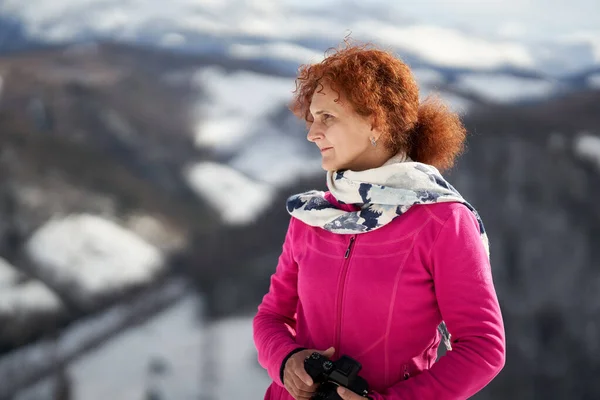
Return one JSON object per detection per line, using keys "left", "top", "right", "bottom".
{"left": 370, "top": 137, "right": 377, "bottom": 147}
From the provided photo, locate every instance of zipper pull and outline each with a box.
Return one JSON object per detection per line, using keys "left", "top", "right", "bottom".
{"left": 344, "top": 236, "right": 356, "bottom": 258}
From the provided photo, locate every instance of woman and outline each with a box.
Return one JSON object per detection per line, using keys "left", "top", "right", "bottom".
{"left": 253, "top": 41, "right": 505, "bottom": 400}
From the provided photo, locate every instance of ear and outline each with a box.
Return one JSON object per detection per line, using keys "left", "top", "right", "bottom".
{"left": 369, "top": 114, "right": 382, "bottom": 137}
{"left": 369, "top": 124, "right": 383, "bottom": 142}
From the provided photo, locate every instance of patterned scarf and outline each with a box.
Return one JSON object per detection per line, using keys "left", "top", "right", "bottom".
{"left": 286, "top": 153, "right": 490, "bottom": 350}
{"left": 287, "top": 153, "right": 489, "bottom": 256}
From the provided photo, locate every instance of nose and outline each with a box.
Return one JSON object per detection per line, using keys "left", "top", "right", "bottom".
{"left": 306, "top": 122, "right": 323, "bottom": 143}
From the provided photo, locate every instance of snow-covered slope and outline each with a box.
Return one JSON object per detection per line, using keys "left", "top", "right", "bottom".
{"left": 190, "top": 65, "right": 324, "bottom": 188}
{"left": 184, "top": 162, "right": 274, "bottom": 225}
{"left": 192, "top": 67, "right": 295, "bottom": 151}
{"left": 3, "top": 0, "right": 595, "bottom": 233}
{"left": 25, "top": 214, "right": 164, "bottom": 305}
{"left": 13, "top": 295, "right": 270, "bottom": 400}
{"left": 3, "top": 279, "right": 186, "bottom": 399}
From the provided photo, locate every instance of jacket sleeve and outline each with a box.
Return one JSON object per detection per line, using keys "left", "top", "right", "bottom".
{"left": 370, "top": 205, "right": 506, "bottom": 400}
{"left": 253, "top": 217, "right": 304, "bottom": 387}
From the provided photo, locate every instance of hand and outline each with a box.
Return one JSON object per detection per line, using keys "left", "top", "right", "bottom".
{"left": 337, "top": 386, "right": 374, "bottom": 400}
{"left": 283, "top": 346, "right": 335, "bottom": 400}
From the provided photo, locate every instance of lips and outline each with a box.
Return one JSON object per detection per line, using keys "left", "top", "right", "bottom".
{"left": 320, "top": 147, "right": 332, "bottom": 152}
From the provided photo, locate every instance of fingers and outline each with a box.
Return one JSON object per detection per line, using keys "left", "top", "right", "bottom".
{"left": 285, "top": 376, "right": 316, "bottom": 400}
{"left": 287, "top": 353, "right": 314, "bottom": 386}
{"left": 284, "top": 384, "right": 312, "bottom": 400}
{"left": 284, "top": 384, "right": 313, "bottom": 400}
{"left": 337, "top": 386, "right": 362, "bottom": 400}
{"left": 295, "top": 366, "right": 314, "bottom": 386}
{"left": 290, "top": 372, "right": 314, "bottom": 393}
{"left": 293, "top": 385, "right": 315, "bottom": 400}
{"left": 285, "top": 365, "right": 318, "bottom": 400}
{"left": 316, "top": 346, "right": 335, "bottom": 358}
{"left": 293, "top": 347, "right": 335, "bottom": 392}
{"left": 283, "top": 346, "right": 336, "bottom": 400}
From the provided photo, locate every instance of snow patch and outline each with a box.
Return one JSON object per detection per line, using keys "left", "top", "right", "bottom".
{"left": 184, "top": 162, "right": 274, "bottom": 225}
{"left": 356, "top": 23, "right": 534, "bottom": 70}
{"left": 456, "top": 73, "right": 555, "bottom": 103}
{"left": 229, "top": 41, "right": 324, "bottom": 65}
{"left": 229, "top": 136, "right": 323, "bottom": 186}
{"left": 0, "top": 258, "right": 19, "bottom": 284}
{"left": 193, "top": 67, "right": 294, "bottom": 150}
{"left": 587, "top": 73, "right": 600, "bottom": 89}
{"left": 25, "top": 214, "right": 164, "bottom": 301}
{"left": 574, "top": 133, "right": 600, "bottom": 170}
{"left": 0, "top": 258, "right": 62, "bottom": 314}
{"left": 0, "top": 283, "right": 62, "bottom": 314}
{"left": 160, "top": 32, "right": 186, "bottom": 47}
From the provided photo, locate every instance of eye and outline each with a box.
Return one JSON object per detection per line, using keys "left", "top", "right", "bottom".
{"left": 322, "top": 113, "right": 333, "bottom": 122}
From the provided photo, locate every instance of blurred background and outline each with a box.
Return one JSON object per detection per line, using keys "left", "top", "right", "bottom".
{"left": 0, "top": 0, "right": 599, "bottom": 399}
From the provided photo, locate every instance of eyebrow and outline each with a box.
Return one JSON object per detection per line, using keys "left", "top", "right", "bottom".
{"left": 310, "top": 109, "right": 333, "bottom": 116}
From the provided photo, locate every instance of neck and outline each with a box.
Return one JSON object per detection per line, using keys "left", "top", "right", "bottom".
{"left": 383, "top": 151, "right": 411, "bottom": 165}
{"left": 343, "top": 148, "right": 396, "bottom": 172}
{"left": 338, "top": 150, "right": 408, "bottom": 172}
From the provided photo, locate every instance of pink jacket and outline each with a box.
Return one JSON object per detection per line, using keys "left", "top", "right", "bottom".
{"left": 253, "top": 193, "right": 505, "bottom": 399}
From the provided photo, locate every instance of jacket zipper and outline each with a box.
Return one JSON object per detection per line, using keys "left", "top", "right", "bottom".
{"left": 344, "top": 236, "right": 355, "bottom": 259}
{"left": 334, "top": 235, "right": 356, "bottom": 354}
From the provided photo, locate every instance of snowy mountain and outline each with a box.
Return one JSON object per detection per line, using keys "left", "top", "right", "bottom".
{"left": 1, "top": 0, "right": 599, "bottom": 77}
{"left": 1, "top": 0, "right": 598, "bottom": 221}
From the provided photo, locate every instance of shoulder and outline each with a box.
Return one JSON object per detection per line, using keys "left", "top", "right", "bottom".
{"left": 401, "top": 202, "right": 481, "bottom": 250}
{"left": 417, "top": 202, "right": 478, "bottom": 227}
{"left": 288, "top": 215, "right": 311, "bottom": 239}
{"left": 422, "top": 203, "right": 484, "bottom": 258}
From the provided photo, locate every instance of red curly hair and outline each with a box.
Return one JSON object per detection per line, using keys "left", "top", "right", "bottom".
{"left": 290, "top": 41, "right": 466, "bottom": 172}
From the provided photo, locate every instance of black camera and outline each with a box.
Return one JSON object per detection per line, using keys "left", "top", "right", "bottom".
{"left": 304, "top": 352, "right": 370, "bottom": 400}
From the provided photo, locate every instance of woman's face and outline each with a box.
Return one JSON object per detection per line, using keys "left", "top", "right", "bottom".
{"left": 306, "top": 82, "right": 387, "bottom": 172}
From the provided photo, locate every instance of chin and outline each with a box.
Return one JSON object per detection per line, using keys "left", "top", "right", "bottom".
{"left": 321, "top": 154, "right": 347, "bottom": 172}
{"left": 321, "top": 161, "right": 338, "bottom": 172}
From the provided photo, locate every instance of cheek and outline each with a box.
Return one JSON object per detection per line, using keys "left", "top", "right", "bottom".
{"left": 342, "top": 130, "right": 369, "bottom": 154}
{"left": 325, "top": 125, "right": 368, "bottom": 158}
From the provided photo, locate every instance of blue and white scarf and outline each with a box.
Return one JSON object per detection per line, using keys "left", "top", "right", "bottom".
{"left": 286, "top": 153, "right": 489, "bottom": 351}
{"left": 287, "top": 153, "right": 489, "bottom": 257}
